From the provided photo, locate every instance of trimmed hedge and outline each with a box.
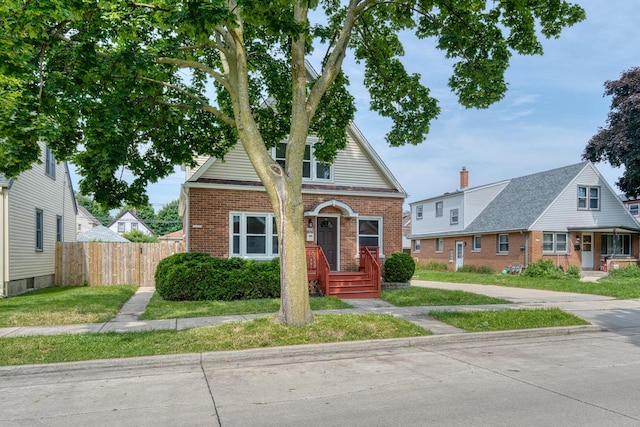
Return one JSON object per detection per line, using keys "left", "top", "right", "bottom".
{"left": 155, "top": 253, "right": 280, "bottom": 301}
{"left": 383, "top": 252, "right": 416, "bottom": 283}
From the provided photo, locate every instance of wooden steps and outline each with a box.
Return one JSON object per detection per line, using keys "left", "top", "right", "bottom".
{"left": 327, "top": 271, "right": 380, "bottom": 298}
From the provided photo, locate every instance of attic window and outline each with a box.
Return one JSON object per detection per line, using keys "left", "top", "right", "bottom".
{"left": 274, "top": 142, "right": 332, "bottom": 181}
{"left": 577, "top": 186, "right": 599, "bottom": 210}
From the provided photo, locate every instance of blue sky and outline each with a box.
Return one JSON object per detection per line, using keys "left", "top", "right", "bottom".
{"left": 69, "top": 1, "right": 640, "bottom": 211}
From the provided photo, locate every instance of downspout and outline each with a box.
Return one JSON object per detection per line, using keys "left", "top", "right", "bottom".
{"left": 0, "top": 188, "right": 7, "bottom": 297}
{"left": 524, "top": 232, "right": 529, "bottom": 267}
{"left": 181, "top": 185, "right": 189, "bottom": 252}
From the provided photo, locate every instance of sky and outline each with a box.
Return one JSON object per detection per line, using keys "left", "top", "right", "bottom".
{"left": 68, "top": 0, "right": 640, "bottom": 211}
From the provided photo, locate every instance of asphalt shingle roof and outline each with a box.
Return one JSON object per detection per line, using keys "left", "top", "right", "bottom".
{"left": 77, "top": 225, "right": 131, "bottom": 243}
{"left": 464, "top": 162, "right": 588, "bottom": 234}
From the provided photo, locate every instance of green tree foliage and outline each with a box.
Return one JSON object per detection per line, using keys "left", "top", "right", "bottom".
{"left": 74, "top": 192, "right": 112, "bottom": 226}
{"left": 151, "top": 200, "right": 182, "bottom": 235}
{"left": 121, "top": 229, "right": 159, "bottom": 243}
{"left": 0, "top": 1, "right": 585, "bottom": 325}
{"left": 583, "top": 67, "right": 640, "bottom": 197}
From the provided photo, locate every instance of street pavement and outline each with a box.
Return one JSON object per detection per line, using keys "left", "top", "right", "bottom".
{"left": 1, "top": 281, "right": 640, "bottom": 426}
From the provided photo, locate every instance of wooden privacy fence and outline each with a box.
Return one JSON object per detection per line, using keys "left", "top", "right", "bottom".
{"left": 55, "top": 241, "right": 185, "bottom": 287}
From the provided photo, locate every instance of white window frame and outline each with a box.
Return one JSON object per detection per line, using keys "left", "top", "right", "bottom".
{"left": 56, "top": 215, "right": 63, "bottom": 242}
{"left": 435, "top": 238, "right": 444, "bottom": 253}
{"left": 543, "top": 232, "right": 568, "bottom": 253}
{"left": 230, "top": 212, "right": 279, "bottom": 259}
{"left": 435, "top": 201, "right": 443, "bottom": 217}
{"left": 472, "top": 235, "right": 481, "bottom": 252}
{"left": 497, "top": 234, "right": 509, "bottom": 254}
{"left": 273, "top": 140, "right": 333, "bottom": 182}
{"left": 45, "top": 147, "right": 56, "bottom": 179}
{"left": 450, "top": 208, "right": 459, "bottom": 225}
{"left": 601, "top": 233, "right": 632, "bottom": 256}
{"left": 630, "top": 204, "right": 639, "bottom": 216}
{"left": 357, "top": 216, "right": 383, "bottom": 255}
{"left": 577, "top": 185, "right": 600, "bottom": 210}
{"left": 416, "top": 205, "right": 423, "bottom": 220}
{"left": 413, "top": 240, "right": 421, "bottom": 253}
{"left": 117, "top": 222, "right": 125, "bottom": 233}
{"left": 131, "top": 222, "right": 138, "bottom": 231}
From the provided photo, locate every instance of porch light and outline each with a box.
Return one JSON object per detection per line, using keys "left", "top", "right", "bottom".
{"left": 308, "top": 219, "right": 313, "bottom": 228}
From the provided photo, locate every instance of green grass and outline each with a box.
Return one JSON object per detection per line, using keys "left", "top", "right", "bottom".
{"left": 0, "top": 286, "right": 138, "bottom": 327}
{"left": 0, "top": 314, "right": 430, "bottom": 366}
{"left": 140, "top": 294, "right": 352, "bottom": 320}
{"left": 428, "top": 308, "right": 589, "bottom": 332}
{"left": 412, "top": 269, "right": 640, "bottom": 299}
{"left": 381, "top": 286, "right": 510, "bottom": 307}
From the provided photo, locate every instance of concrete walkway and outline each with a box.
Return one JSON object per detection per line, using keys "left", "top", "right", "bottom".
{"left": 2, "top": 280, "right": 640, "bottom": 338}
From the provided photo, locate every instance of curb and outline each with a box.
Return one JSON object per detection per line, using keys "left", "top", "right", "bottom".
{"left": 0, "top": 324, "right": 603, "bottom": 376}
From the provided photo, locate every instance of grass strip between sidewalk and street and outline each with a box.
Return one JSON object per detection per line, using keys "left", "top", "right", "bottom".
{"left": 140, "top": 294, "right": 352, "bottom": 320}
{"left": 0, "top": 314, "right": 430, "bottom": 366}
{"left": 0, "top": 286, "right": 138, "bottom": 327}
{"left": 381, "top": 286, "right": 510, "bottom": 306}
{"left": 412, "top": 269, "right": 640, "bottom": 299}
{"left": 428, "top": 308, "right": 589, "bottom": 332}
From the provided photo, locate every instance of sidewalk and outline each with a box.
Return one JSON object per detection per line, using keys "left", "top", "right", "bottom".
{"left": 2, "top": 281, "right": 639, "bottom": 338}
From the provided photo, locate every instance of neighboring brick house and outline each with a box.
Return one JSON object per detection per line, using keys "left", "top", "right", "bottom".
{"left": 180, "top": 124, "right": 406, "bottom": 276}
{"left": 409, "top": 162, "right": 640, "bottom": 272}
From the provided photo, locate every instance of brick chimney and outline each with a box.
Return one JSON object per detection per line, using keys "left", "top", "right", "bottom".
{"left": 460, "top": 167, "right": 469, "bottom": 190}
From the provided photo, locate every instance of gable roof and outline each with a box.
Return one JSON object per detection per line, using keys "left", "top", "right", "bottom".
{"left": 77, "top": 225, "right": 131, "bottom": 242}
{"left": 108, "top": 209, "right": 154, "bottom": 234}
{"left": 465, "top": 162, "right": 588, "bottom": 234}
{"left": 77, "top": 205, "right": 100, "bottom": 226}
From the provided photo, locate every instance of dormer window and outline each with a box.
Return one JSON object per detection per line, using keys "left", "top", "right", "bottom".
{"left": 274, "top": 142, "right": 332, "bottom": 181}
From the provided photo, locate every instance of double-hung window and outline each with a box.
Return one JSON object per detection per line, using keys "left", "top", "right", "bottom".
{"left": 472, "top": 235, "right": 481, "bottom": 251}
{"left": 231, "top": 213, "right": 279, "bottom": 258}
{"left": 413, "top": 240, "right": 421, "bottom": 253}
{"left": 117, "top": 222, "right": 125, "bottom": 233}
{"left": 416, "top": 205, "right": 423, "bottom": 220}
{"left": 435, "top": 201, "right": 443, "bottom": 217}
{"left": 497, "top": 234, "right": 509, "bottom": 254}
{"left": 543, "top": 232, "right": 568, "bottom": 253}
{"left": 358, "top": 217, "right": 382, "bottom": 250}
{"left": 45, "top": 147, "right": 56, "bottom": 179}
{"left": 274, "top": 142, "right": 332, "bottom": 181}
{"left": 577, "top": 186, "right": 599, "bottom": 210}
{"left": 450, "top": 209, "right": 459, "bottom": 225}
{"left": 630, "top": 204, "right": 639, "bottom": 216}
{"left": 435, "top": 238, "right": 444, "bottom": 252}
{"left": 36, "top": 209, "right": 44, "bottom": 251}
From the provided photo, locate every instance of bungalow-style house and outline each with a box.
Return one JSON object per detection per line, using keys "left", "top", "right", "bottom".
{"left": 409, "top": 162, "right": 640, "bottom": 272}
{"left": 76, "top": 204, "right": 100, "bottom": 233}
{"left": 108, "top": 209, "right": 154, "bottom": 236}
{"left": 76, "top": 225, "right": 131, "bottom": 243}
{"left": 0, "top": 142, "right": 77, "bottom": 297}
{"left": 180, "top": 123, "right": 407, "bottom": 297}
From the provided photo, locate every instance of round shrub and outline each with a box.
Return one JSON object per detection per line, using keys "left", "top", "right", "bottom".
{"left": 155, "top": 252, "right": 213, "bottom": 296}
{"left": 232, "top": 258, "right": 281, "bottom": 300}
{"left": 383, "top": 252, "right": 416, "bottom": 283}
{"left": 522, "top": 259, "right": 564, "bottom": 278}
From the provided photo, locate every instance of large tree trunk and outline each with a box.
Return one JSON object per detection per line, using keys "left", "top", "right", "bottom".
{"left": 271, "top": 170, "right": 313, "bottom": 325}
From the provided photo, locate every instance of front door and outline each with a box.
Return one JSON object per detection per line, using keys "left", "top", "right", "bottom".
{"left": 317, "top": 217, "right": 338, "bottom": 271}
{"left": 455, "top": 241, "right": 464, "bottom": 271}
{"left": 581, "top": 233, "right": 593, "bottom": 269}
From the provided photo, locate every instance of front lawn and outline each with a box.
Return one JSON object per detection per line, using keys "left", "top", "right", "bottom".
{"left": 0, "top": 314, "right": 430, "bottom": 366}
{"left": 140, "top": 293, "right": 352, "bottom": 320}
{"left": 381, "top": 286, "right": 510, "bottom": 306}
{"left": 412, "top": 269, "right": 640, "bottom": 299}
{"left": 0, "top": 286, "right": 138, "bottom": 327}
{"left": 428, "top": 308, "right": 590, "bottom": 332}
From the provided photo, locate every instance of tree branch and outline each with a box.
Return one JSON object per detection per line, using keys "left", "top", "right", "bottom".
{"left": 155, "top": 57, "right": 230, "bottom": 91}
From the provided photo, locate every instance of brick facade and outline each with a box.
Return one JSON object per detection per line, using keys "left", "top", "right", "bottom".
{"left": 411, "top": 231, "right": 639, "bottom": 272}
{"left": 187, "top": 187, "right": 403, "bottom": 271}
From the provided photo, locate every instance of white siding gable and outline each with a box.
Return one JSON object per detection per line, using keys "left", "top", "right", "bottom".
{"left": 532, "top": 164, "right": 639, "bottom": 231}
{"left": 188, "top": 131, "right": 397, "bottom": 191}
{"left": 108, "top": 211, "right": 154, "bottom": 235}
{"left": 462, "top": 181, "right": 509, "bottom": 227}
{"left": 411, "top": 193, "right": 465, "bottom": 235}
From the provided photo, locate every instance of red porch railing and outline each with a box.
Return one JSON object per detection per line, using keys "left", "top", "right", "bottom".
{"left": 305, "top": 245, "right": 330, "bottom": 295}
{"left": 306, "top": 245, "right": 380, "bottom": 297}
{"left": 359, "top": 246, "right": 381, "bottom": 295}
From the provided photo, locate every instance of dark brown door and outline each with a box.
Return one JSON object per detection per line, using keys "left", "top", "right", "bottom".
{"left": 317, "top": 217, "right": 338, "bottom": 270}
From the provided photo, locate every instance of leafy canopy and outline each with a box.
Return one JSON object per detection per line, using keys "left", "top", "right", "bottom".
{"left": 0, "top": 1, "right": 585, "bottom": 207}
{"left": 583, "top": 67, "right": 640, "bottom": 197}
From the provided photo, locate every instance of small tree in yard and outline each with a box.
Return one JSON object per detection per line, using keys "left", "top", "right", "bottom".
{"left": 583, "top": 67, "right": 640, "bottom": 197}
{"left": 0, "top": 1, "right": 584, "bottom": 325}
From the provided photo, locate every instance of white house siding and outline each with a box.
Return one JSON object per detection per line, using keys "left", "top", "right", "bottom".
{"left": 194, "top": 134, "right": 394, "bottom": 190}
{"left": 108, "top": 211, "right": 154, "bottom": 236}
{"left": 462, "top": 182, "right": 509, "bottom": 227}
{"left": 185, "top": 155, "right": 211, "bottom": 180}
{"left": 532, "top": 164, "right": 639, "bottom": 231}
{"left": 5, "top": 144, "right": 76, "bottom": 295}
{"left": 411, "top": 193, "right": 465, "bottom": 235}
